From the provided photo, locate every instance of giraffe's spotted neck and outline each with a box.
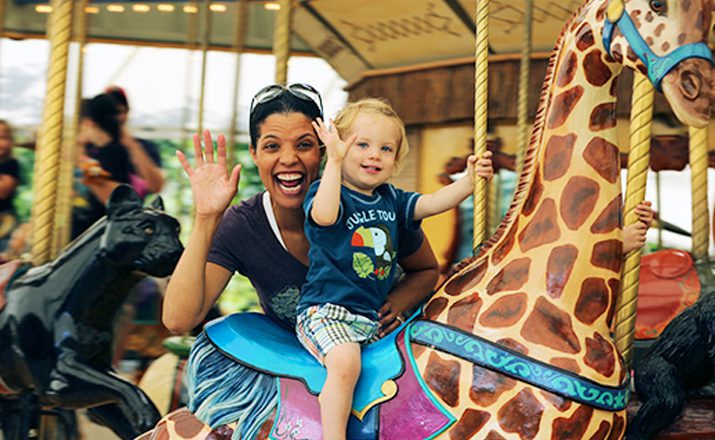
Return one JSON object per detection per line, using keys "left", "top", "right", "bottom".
{"left": 511, "top": 0, "right": 627, "bottom": 311}
{"left": 430, "top": 0, "right": 629, "bottom": 386}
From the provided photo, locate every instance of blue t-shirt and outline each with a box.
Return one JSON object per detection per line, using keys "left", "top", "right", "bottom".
{"left": 299, "top": 181, "right": 421, "bottom": 319}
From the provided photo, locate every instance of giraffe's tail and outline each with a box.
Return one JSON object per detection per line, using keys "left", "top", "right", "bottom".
{"left": 186, "top": 331, "right": 278, "bottom": 440}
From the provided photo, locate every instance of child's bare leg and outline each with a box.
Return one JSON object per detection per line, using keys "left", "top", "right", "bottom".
{"left": 320, "top": 342, "right": 361, "bottom": 440}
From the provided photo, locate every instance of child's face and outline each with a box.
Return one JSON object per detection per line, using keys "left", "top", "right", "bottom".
{"left": 0, "top": 124, "right": 13, "bottom": 158}
{"left": 341, "top": 113, "right": 400, "bottom": 195}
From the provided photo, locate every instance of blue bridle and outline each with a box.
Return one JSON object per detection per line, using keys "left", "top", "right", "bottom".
{"left": 602, "top": 0, "right": 713, "bottom": 90}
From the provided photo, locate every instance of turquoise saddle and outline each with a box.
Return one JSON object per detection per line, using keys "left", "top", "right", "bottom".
{"left": 205, "top": 312, "right": 406, "bottom": 416}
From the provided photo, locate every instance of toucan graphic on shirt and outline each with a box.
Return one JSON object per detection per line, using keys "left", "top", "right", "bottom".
{"left": 350, "top": 225, "right": 396, "bottom": 280}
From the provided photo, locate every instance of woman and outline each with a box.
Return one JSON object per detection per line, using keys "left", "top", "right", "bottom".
{"left": 162, "top": 84, "right": 439, "bottom": 437}
{"left": 0, "top": 120, "right": 21, "bottom": 255}
{"left": 105, "top": 85, "right": 165, "bottom": 197}
{"left": 72, "top": 94, "right": 131, "bottom": 238}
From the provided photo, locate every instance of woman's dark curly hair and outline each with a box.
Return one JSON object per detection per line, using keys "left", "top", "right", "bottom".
{"left": 80, "top": 93, "right": 121, "bottom": 140}
{"left": 248, "top": 90, "right": 322, "bottom": 149}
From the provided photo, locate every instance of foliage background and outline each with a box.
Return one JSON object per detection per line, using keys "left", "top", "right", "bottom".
{"left": 12, "top": 135, "right": 263, "bottom": 317}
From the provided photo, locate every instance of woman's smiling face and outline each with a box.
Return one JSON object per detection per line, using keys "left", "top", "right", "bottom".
{"left": 251, "top": 112, "right": 322, "bottom": 210}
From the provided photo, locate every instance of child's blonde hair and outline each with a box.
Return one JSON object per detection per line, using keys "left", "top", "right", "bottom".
{"left": 332, "top": 98, "right": 409, "bottom": 175}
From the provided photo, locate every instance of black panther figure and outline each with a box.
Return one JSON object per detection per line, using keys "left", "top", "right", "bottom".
{"left": 0, "top": 185, "right": 183, "bottom": 439}
{"left": 628, "top": 291, "right": 715, "bottom": 439}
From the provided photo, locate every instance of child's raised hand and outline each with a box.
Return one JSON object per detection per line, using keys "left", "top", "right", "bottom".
{"left": 312, "top": 118, "right": 356, "bottom": 162}
{"left": 467, "top": 151, "right": 494, "bottom": 183}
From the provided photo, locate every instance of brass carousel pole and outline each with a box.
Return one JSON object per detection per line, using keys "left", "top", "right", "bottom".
{"left": 180, "top": 0, "right": 200, "bottom": 226}
{"left": 31, "top": 0, "right": 74, "bottom": 266}
{"left": 0, "top": 0, "right": 6, "bottom": 99}
{"left": 472, "top": 0, "right": 489, "bottom": 252}
{"left": 487, "top": 173, "right": 499, "bottom": 235}
{"left": 689, "top": 126, "right": 709, "bottom": 260}
{"left": 181, "top": 0, "right": 199, "bottom": 141}
{"left": 0, "top": 0, "right": 5, "bottom": 39}
{"left": 38, "top": 3, "right": 75, "bottom": 436}
{"left": 655, "top": 172, "right": 662, "bottom": 248}
{"left": 614, "top": 73, "right": 654, "bottom": 368}
{"left": 515, "top": 0, "right": 533, "bottom": 177}
{"left": 227, "top": 0, "right": 248, "bottom": 162}
{"left": 51, "top": 0, "right": 88, "bottom": 258}
{"left": 486, "top": 0, "right": 532, "bottom": 237}
{"left": 197, "top": 0, "right": 212, "bottom": 136}
{"left": 273, "top": 0, "right": 292, "bottom": 84}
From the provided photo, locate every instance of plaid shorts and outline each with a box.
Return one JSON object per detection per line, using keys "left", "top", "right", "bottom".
{"left": 296, "top": 303, "right": 380, "bottom": 364}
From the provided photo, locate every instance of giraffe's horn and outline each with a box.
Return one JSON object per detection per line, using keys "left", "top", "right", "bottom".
{"left": 606, "top": 0, "right": 625, "bottom": 22}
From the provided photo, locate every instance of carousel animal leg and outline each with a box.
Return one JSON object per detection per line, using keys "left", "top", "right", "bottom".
{"left": 86, "top": 403, "right": 151, "bottom": 440}
{"left": 696, "top": 295, "right": 715, "bottom": 398}
{"left": 703, "top": 295, "right": 715, "bottom": 361}
{"left": 0, "top": 394, "right": 41, "bottom": 440}
{"left": 46, "top": 352, "right": 161, "bottom": 436}
{"left": 1, "top": 411, "right": 40, "bottom": 440}
{"left": 628, "top": 357, "right": 686, "bottom": 440}
{"left": 48, "top": 408, "right": 79, "bottom": 440}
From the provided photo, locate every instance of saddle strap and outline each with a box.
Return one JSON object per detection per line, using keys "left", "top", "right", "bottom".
{"left": 409, "top": 320, "right": 629, "bottom": 412}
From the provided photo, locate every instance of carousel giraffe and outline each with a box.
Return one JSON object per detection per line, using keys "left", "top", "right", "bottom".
{"left": 414, "top": 0, "right": 712, "bottom": 437}
{"left": 140, "top": 0, "right": 713, "bottom": 438}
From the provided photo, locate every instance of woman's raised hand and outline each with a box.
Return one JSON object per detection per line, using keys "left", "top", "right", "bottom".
{"left": 311, "top": 117, "right": 357, "bottom": 162}
{"left": 176, "top": 130, "right": 242, "bottom": 217}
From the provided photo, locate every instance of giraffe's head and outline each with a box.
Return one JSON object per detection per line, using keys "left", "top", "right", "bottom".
{"left": 602, "top": 0, "right": 713, "bottom": 127}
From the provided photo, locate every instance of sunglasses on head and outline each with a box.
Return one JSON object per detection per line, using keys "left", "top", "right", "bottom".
{"left": 249, "top": 83, "right": 324, "bottom": 118}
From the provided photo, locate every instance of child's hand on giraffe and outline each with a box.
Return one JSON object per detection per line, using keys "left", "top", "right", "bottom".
{"left": 634, "top": 200, "right": 654, "bottom": 227}
{"left": 623, "top": 201, "right": 653, "bottom": 254}
{"left": 623, "top": 222, "right": 648, "bottom": 253}
{"left": 311, "top": 117, "right": 356, "bottom": 163}
{"left": 467, "top": 151, "right": 494, "bottom": 183}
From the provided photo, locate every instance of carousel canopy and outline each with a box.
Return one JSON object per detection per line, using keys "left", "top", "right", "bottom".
{"left": 7, "top": 0, "right": 313, "bottom": 53}
{"left": 7, "top": 0, "right": 582, "bottom": 81}
{"left": 294, "top": 0, "right": 581, "bottom": 81}
{"left": 5, "top": 0, "right": 695, "bottom": 125}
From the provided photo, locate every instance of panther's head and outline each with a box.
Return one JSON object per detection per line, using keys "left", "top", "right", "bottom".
{"left": 100, "top": 185, "right": 183, "bottom": 277}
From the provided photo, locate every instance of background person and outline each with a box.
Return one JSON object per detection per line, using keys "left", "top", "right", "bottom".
{"left": 105, "top": 85, "right": 164, "bottom": 197}
{"left": 0, "top": 120, "right": 21, "bottom": 251}
{"left": 72, "top": 93, "right": 130, "bottom": 238}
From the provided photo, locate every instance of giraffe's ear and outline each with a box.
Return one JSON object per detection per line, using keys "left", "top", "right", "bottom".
{"left": 107, "top": 185, "right": 142, "bottom": 219}
{"left": 148, "top": 196, "right": 165, "bottom": 211}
